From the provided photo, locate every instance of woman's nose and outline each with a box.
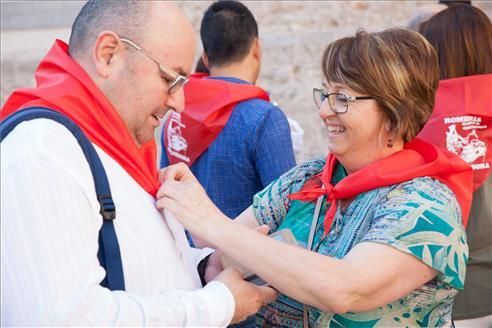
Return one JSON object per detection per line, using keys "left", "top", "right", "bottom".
{"left": 318, "top": 101, "right": 336, "bottom": 119}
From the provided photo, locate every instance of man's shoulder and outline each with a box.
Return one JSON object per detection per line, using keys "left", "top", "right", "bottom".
{"left": 233, "top": 98, "right": 287, "bottom": 125}
{"left": 1, "top": 118, "right": 98, "bottom": 191}
{"left": 2, "top": 118, "right": 78, "bottom": 151}
{"left": 236, "top": 97, "right": 281, "bottom": 112}
{"left": 2, "top": 118, "right": 89, "bottom": 170}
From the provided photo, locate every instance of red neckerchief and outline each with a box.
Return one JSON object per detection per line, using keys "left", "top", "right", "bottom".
{"left": 289, "top": 138, "right": 473, "bottom": 233}
{"left": 1, "top": 40, "right": 159, "bottom": 195}
{"left": 418, "top": 74, "right": 492, "bottom": 191}
{"left": 163, "top": 74, "right": 269, "bottom": 165}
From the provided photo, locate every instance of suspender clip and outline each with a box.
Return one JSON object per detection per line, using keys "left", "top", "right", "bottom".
{"left": 98, "top": 195, "right": 116, "bottom": 220}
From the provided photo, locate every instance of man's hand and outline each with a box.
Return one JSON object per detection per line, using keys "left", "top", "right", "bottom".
{"left": 214, "top": 268, "right": 278, "bottom": 324}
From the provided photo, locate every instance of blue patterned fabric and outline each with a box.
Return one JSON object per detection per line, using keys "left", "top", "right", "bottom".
{"left": 161, "top": 76, "right": 296, "bottom": 219}
{"left": 252, "top": 158, "right": 468, "bottom": 327}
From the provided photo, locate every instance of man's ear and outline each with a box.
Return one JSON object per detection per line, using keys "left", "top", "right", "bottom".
{"left": 92, "top": 31, "right": 121, "bottom": 78}
{"left": 201, "top": 52, "right": 210, "bottom": 69}
{"left": 251, "top": 38, "right": 261, "bottom": 61}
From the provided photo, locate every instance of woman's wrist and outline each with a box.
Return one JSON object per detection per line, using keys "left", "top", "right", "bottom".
{"left": 204, "top": 215, "right": 235, "bottom": 249}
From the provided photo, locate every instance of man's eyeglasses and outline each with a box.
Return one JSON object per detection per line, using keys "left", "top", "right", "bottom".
{"left": 313, "top": 88, "right": 374, "bottom": 114}
{"left": 120, "top": 37, "right": 188, "bottom": 95}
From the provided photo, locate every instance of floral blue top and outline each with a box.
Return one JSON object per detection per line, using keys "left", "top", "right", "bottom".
{"left": 252, "top": 158, "right": 468, "bottom": 327}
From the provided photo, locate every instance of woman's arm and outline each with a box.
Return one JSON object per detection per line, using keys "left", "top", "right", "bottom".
{"left": 233, "top": 206, "right": 260, "bottom": 228}
{"left": 157, "top": 163, "right": 438, "bottom": 314}
{"left": 195, "top": 218, "right": 437, "bottom": 313}
{"left": 187, "top": 206, "right": 260, "bottom": 249}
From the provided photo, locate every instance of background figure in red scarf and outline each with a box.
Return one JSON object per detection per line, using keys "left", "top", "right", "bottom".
{"left": 0, "top": 1, "right": 276, "bottom": 326}
{"left": 157, "top": 28, "right": 473, "bottom": 327}
{"left": 418, "top": 4, "right": 492, "bottom": 326}
{"left": 161, "top": 1, "right": 296, "bottom": 232}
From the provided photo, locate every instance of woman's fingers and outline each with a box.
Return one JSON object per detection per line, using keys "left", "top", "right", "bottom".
{"left": 156, "top": 179, "right": 223, "bottom": 232}
{"left": 156, "top": 178, "right": 197, "bottom": 203}
{"left": 156, "top": 178, "right": 173, "bottom": 200}
{"left": 156, "top": 166, "right": 232, "bottom": 242}
{"left": 155, "top": 194, "right": 179, "bottom": 214}
{"left": 158, "top": 163, "right": 198, "bottom": 183}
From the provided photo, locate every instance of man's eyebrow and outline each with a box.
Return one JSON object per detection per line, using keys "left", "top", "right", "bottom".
{"left": 321, "top": 82, "right": 328, "bottom": 89}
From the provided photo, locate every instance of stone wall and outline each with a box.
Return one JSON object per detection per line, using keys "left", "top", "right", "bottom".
{"left": 2, "top": 1, "right": 491, "bottom": 161}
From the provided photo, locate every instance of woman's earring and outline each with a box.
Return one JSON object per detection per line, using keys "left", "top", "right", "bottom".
{"left": 387, "top": 138, "right": 393, "bottom": 148}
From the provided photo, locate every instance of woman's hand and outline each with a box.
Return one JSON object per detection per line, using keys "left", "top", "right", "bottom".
{"left": 156, "top": 163, "right": 230, "bottom": 242}
{"left": 158, "top": 162, "right": 197, "bottom": 185}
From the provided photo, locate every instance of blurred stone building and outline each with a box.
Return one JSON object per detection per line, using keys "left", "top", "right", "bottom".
{"left": 2, "top": 1, "right": 491, "bottom": 161}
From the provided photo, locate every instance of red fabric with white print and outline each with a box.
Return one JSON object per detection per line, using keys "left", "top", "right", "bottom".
{"left": 163, "top": 73, "right": 269, "bottom": 166}
{"left": 418, "top": 74, "right": 492, "bottom": 191}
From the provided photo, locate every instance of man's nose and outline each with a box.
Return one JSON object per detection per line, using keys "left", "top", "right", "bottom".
{"left": 165, "top": 88, "right": 185, "bottom": 113}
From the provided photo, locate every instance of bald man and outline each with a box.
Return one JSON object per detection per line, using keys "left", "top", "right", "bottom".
{"left": 1, "top": 0, "right": 275, "bottom": 326}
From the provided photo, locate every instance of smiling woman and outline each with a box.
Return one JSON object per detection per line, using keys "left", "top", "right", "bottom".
{"left": 311, "top": 29, "right": 441, "bottom": 174}
{"left": 322, "top": 29, "right": 438, "bottom": 145}
{"left": 157, "top": 27, "right": 474, "bottom": 328}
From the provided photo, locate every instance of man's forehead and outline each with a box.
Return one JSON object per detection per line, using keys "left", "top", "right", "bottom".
{"left": 142, "top": 2, "right": 196, "bottom": 75}
{"left": 156, "top": 48, "right": 195, "bottom": 77}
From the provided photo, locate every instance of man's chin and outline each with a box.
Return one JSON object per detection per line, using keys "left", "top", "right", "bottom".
{"left": 135, "top": 132, "right": 158, "bottom": 148}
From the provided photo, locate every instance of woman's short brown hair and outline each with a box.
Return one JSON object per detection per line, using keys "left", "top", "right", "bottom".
{"left": 322, "top": 28, "right": 439, "bottom": 142}
{"left": 419, "top": 4, "right": 492, "bottom": 79}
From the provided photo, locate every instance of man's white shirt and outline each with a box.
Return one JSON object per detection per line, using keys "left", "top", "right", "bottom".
{"left": 1, "top": 118, "right": 234, "bottom": 326}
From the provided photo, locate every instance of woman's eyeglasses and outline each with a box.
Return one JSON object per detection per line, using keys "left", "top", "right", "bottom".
{"left": 313, "top": 88, "right": 374, "bottom": 113}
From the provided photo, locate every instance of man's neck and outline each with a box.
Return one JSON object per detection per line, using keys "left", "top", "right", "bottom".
{"left": 208, "top": 63, "right": 257, "bottom": 84}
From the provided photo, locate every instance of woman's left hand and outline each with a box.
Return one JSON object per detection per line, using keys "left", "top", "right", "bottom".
{"left": 156, "top": 163, "right": 230, "bottom": 240}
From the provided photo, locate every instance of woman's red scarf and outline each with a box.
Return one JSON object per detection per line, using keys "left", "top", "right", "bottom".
{"left": 289, "top": 139, "right": 473, "bottom": 233}
{"left": 1, "top": 40, "right": 159, "bottom": 195}
{"left": 163, "top": 73, "right": 270, "bottom": 165}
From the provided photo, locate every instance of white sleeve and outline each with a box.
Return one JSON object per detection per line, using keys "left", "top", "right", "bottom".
{"left": 191, "top": 247, "right": 216, "bottom": 266}
{"left": 0, "top": 122, "right": 234, "bottom": 327}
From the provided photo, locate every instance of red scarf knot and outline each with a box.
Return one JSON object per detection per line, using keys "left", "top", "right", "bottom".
{"left": 289, "top": 157, "right": 340, "bottom": 235}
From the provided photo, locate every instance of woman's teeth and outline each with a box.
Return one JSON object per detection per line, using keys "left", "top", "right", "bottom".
{"left": 328, "top": 126, "right": 346, "bottom": 134}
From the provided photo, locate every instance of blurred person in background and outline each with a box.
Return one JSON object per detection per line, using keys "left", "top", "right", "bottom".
{"left": 439, "top": 0, "right": 472, "bottom": 5}
{"left": 406, "top": 0, "right": 471, "bottom": 32}
{"left": 407, "top": 3, "right": 447, "bottom": 32}
{"left": 161, "top": 1, "right": 296, "bottom": 235}
{"left": 157, "top": 28, "right": 474, "bottom": 327}
{"left": 194, "top": 56, "right": 210, "bottom": 75}
{"left": 418, "top": 4, "right": 492, "bottom": 327}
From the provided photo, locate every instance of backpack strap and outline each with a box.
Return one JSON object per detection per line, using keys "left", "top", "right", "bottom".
{"left": 1, "top": 107, "right": 125, "bottom": 291}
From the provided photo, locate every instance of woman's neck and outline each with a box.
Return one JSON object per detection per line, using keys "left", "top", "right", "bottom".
{"left": 338, "top": 141, "right": 404, "bottom": 174}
